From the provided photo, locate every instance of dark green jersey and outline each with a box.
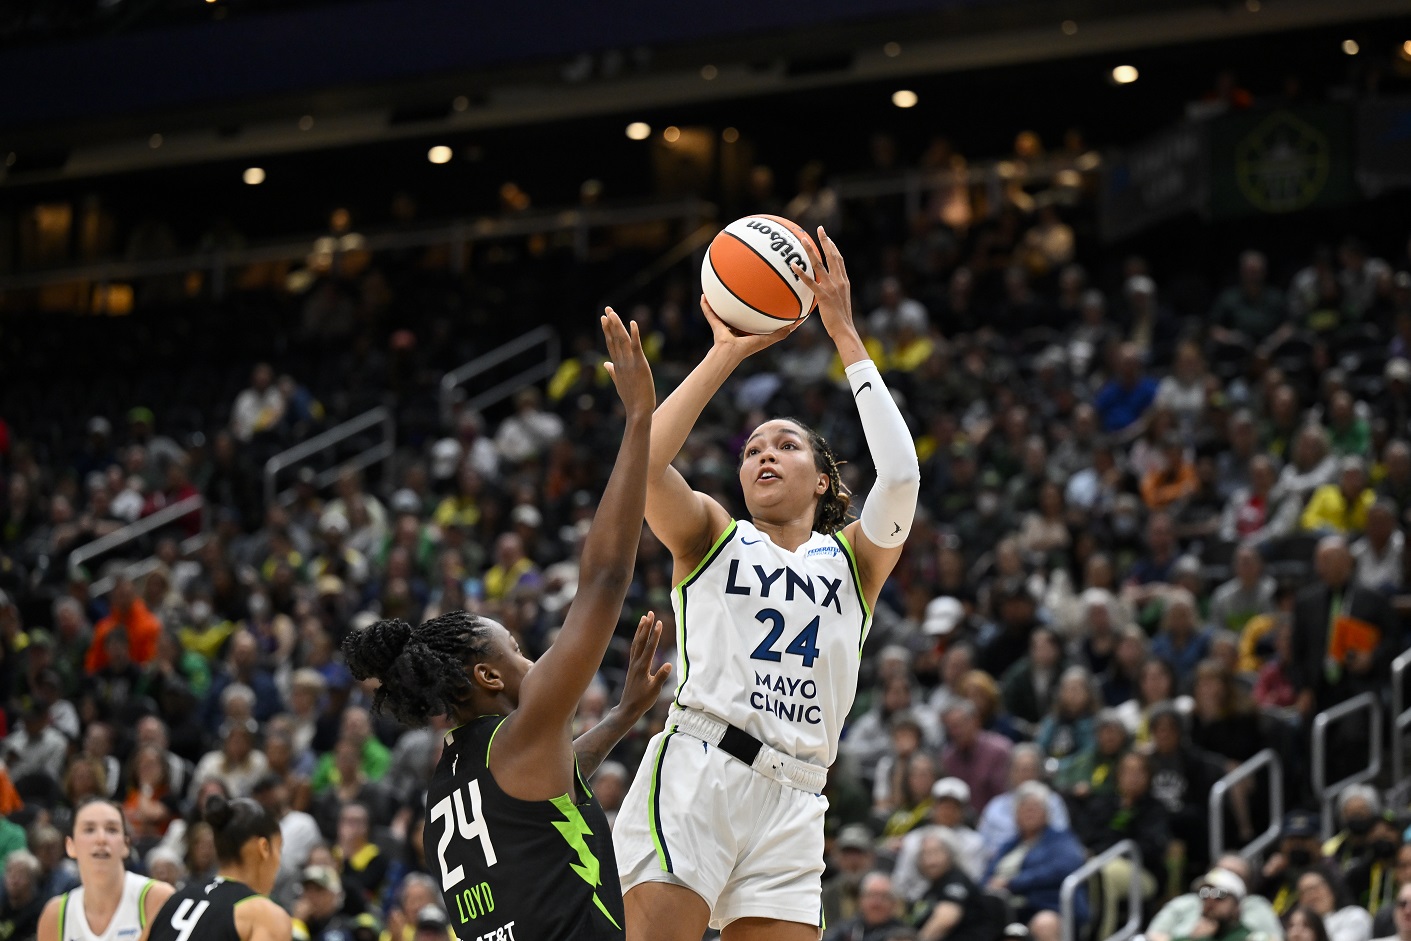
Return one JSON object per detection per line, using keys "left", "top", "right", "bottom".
{"left": 423, "top": 717, "right": 624, "bottom": 941}
{"left": 146, "top": 878, "right": 257, "bottom": 941}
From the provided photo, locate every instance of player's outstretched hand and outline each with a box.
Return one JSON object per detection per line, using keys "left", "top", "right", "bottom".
{"left": 617, "top": 612, "right": 673, "bottom": 724}
{"left": 790, "top": 226, "right": 855, "bottom": 340}
{"left": 701, "top": 295, "right": 804, "bottom": 363}
{"left": 601, "top": 308, "right": 655, "bottom": 418}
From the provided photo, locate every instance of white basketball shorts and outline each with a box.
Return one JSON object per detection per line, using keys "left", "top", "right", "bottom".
{"left": 612, "top": 726, "right": 828, "bottom": 931}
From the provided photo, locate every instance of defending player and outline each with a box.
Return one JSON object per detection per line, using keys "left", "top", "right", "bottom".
{"left": 38, "top": 799, "right": 175, "bottom": 941}
{"left": 614, "top": 228, "right": 921, "bottom": 941}
{"left": 342, "top": 310, "right": 668, "bottom": 941}
{"left": 142, "top": 796, "right": 291, "bottom": 941}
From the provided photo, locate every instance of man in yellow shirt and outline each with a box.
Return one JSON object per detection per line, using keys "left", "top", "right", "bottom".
{"left": 1301, "top": 456, "right": 1375, "bottom": 533}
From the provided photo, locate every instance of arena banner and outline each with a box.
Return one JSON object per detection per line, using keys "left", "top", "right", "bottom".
{"left": 1356, "top": 96, "right": 1411, "bottom": 196}
{"left": 1208, "top": 103, "right": 1357, "bottom": 218}
{"left": 1099, "top": 123, "right": 1208, "bottom": 241}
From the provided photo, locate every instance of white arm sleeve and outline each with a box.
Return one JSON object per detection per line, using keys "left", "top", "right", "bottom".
{"left": 845, "top": 359, "right": 920, "bottom": 549}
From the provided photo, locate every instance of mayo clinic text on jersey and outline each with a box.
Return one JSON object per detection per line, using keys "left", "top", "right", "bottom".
{"left": 752, "top": 672, "right": 823, "bottom": 724}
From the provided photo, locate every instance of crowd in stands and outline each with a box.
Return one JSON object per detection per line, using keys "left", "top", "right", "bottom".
{"left": 1, "top": 129, "right": 1411, "bottom": 941}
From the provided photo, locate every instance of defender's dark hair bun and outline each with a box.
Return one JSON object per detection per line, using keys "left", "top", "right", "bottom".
{"left": 203, "top": 794, "right": 235, "bottom": 830}
{"left": 344, "top": 618, "right": 414, "bottom": 680}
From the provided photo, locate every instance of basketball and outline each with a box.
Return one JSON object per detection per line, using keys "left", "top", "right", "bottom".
{"left": 700, "top": 214, "right": 819, "bottom": 335}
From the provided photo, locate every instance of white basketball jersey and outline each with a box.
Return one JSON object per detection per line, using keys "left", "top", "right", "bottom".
{"left": 672, "top": 519, "right": 872, "bottom": 767}
{"left": 59, "top": 872, "right": 157, "bottom": 941}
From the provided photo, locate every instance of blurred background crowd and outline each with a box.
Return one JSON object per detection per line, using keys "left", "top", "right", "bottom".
{"left": 3, "top": 2, "right": 1411, "bottom": 941}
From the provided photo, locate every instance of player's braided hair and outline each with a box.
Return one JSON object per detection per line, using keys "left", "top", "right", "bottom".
{"left": 343, "top": 610, "right": 493, "bottom": 728}
{"left": 786, "top": 418, "right": 852, "bottom": 534}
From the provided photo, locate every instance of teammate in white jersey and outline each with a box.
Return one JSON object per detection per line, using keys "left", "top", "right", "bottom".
{"left": 38, "top": 799, "right": 175, "bottom": 941}
{"left": 615, "top": 229, "right": 920, "bottom": 941}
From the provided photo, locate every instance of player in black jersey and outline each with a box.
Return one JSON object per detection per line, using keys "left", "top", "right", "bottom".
{"left": 142, "top": 796, "right": 292, "bottom": 941}
{"left": 343, "top": 310, "right": 668, "bottom": 941}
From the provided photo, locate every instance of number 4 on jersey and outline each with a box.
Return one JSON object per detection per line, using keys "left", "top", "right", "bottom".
{"left": 431, "top": 778, "right": 498, "bottom": 892}
{"left": 169, "top": 900, "right": 209, "bottom": 941}
{"left": 750, "top": 609, "right": 820, "bottom": 667}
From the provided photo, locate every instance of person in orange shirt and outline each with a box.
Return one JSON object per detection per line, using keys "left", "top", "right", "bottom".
{"left": 1141, "top": 436, "right": 1199, "bottom": 511}
{"left": 85, "top": 576, "right": 162, "bottom": 674}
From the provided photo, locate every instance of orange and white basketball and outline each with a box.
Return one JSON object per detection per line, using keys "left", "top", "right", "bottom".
{"left": 700, "top": 214, "right": 818, "bottom": 335}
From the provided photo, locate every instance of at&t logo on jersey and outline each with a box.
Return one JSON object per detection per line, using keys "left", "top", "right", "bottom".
{"left": 751, "top": 672, "right": 822, "bottom": 725}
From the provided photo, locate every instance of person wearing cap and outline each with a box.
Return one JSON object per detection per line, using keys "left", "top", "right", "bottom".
{"left": 293, "top": 865, "right": 353, "bottom": 941}
{"left": 412, "top": 905, "right": 452, "bottom": 941}
{"left": 1168, "top": 870, "right": 1260, "bottom": 941}
{"left": 2, "top": 693, "right": 68, "bottom": 783}
{"left": 821, "top": 872, "right": 907, "bottom": 941}
{"left": 1149, "top": 856, "right": 1284, "bottom": 941}
{"left": 1260, "top": 811, "right": 1333, "bottom": 915}
{"left": 893, "top": 778, "right": 985, "bottom": 902}
{"left": 822, "top": 825, "right": 878, "bottom": 928}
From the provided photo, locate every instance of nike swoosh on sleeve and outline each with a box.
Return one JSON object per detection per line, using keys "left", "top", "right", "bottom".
{"left": 855, "top": 382, "right": 872, "bottom": 396}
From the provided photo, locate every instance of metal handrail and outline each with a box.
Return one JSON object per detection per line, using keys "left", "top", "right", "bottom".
{"left": 262, "top": 406, "right": 395, "bottom": 506}
{"left": 67, "top": 494, "right": 206, "bottom": 578}
{"left": 1209, "top": 748, "right": 1283, "bottom": 861}
{"left": 90, "top": 531, "right": 211, "bottom": 597}
{"left": 1312, "top": 692, "right": 1383, "bottom": 842}
{"left": 1393, "top": 650, "right": 1411, "bottom": 800}
{"left": 1061, "top": 838, "right": 1141, "bottom": 941}
{"left": 439, "top": 325, "right": 562, "bottom": 426}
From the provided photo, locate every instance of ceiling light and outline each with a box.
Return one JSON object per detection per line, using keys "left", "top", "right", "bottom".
{"left": 1401, "top": 40, "right": 1411, "bottom": 59}
{"left": 427, "top": 145, "right": 453, "bottom": 164}
{"left": 883, "top": 42, "right": 901, "bottom": 57}
{"left": 892, "top": 89, "right": 918, "bottom": 108}
{"left": 452, "top": 95, "right": 470, "bottom": 112}
{"left": 663, "top": 126, "right": 681, "bottom": 143}
{"left": 298, "top": 115, "right": 314, "bottom": 131}
{"left": 700, "top": 64, "right": 718, "bottom": 80}
{"left": 1342, "top": 39, "right": 1360, "bottom": 55}
{"left": 243, "top": 167, "right": 265, "bottom": 185}
{"left": 148, "top": 133, "right": 163, "bottom": 149}
{"left": 1061, "top": 20, "right": 1078, "bottom": 35}
{"left": 722, "top": 127, "right": 739, "bottom": 143}
{"left": 625, "top": 122, "right": 651, "bottom": 141}
{"left": 1244, "top": 0, "right": 1260, "bottom": 10}
{"left": 1111, "top": 65, "right": 1139, "bottom": 84}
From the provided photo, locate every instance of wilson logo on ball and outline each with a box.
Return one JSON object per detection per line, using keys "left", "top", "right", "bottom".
{"left": 701, "top": 214, "right": 819, "bottom": 335}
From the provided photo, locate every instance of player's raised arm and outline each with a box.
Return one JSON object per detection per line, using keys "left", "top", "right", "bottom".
{"left": 792, "top": 228, "right": 919, "bottom": 605}
{"left": 498, "top": 311, "right": 654, "bottom": 760}
{"left": 646, "top": 297, "right": 801, "bottom": 571}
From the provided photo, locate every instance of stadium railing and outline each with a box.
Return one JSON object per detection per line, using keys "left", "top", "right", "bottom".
{"left": 1312, "top": 692, "right": 1382, "bottom": 842}
{"left": 1208, "top": 748, "right": 1283, "bottom": 862}
{"left": 68, "top": 493, "right": 207, "bottom": 588}
{"left": 439, "top": 325, "right": 562, "bottom": 427}
{"left": 263, "top": 406, "right": 396, "bottom": 507}
{"left": 1061, "top": 838, "right": 1142, "bottom": 941}
{"left": 1392, "top": 649, "right": 1411, "bottom": 807}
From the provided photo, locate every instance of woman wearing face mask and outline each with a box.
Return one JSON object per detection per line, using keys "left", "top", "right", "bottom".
{"left": 1327, "top": 788, "right": 1386, "bottom": 873}
{"left": 1347, "top": 814, "right": 1404, "bottom": 919}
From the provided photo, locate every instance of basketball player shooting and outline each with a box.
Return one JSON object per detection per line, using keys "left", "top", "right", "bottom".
{"left": 613, "top": 228, "right": 921, "bottom": 941}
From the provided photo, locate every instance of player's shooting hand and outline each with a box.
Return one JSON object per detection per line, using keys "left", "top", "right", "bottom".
{"left": 701, "top": 295, "right": 804, "bottom": 363}
{"left": 790, "top": 227, "right": 855, "bottom": 341}
{"left": 617, "top": 612, "right": 673, "bottom": 724}
{"left": 601, "top": 308, "right": 655, "bottom": 418}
